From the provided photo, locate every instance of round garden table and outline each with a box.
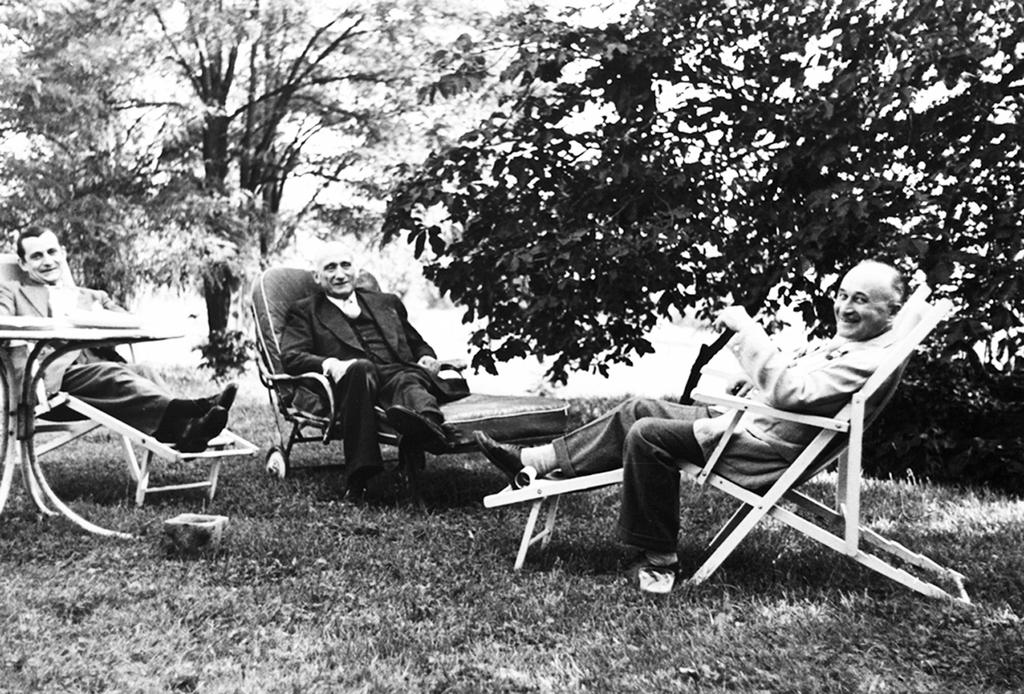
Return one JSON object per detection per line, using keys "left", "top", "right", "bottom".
{"left": 0, "top": 317, "right": 182, "bottom": 537}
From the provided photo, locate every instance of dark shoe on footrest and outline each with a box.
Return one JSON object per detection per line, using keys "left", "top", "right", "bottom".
{"left": 200, "top": 382, "right": 238, "bottom": 413}
{"left": 176, "top": 406, "right": 228, "bottom": 453}
{"left": 385, "top": 406, "right": 450, "bottom": 454}
{"left": 472, "top": 431, "right": 528, "bottom": 488}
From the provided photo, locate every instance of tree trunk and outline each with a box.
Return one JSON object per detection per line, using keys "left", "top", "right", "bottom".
{"left": 203, "top": 265, "right": 233, "bottom": 335}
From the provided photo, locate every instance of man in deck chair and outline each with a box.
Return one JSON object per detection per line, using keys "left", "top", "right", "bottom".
{"left": 0, "top": 226, "right": 237, "bottom": 452}
{"left": 475, "top": 260, "right": 906, "bottom": 592}
{"left": 279, "top": 242, "right": 469, "bottom": 493}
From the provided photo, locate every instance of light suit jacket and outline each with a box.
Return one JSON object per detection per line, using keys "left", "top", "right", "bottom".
{"left": 693, "top": 324, "right": 899, "bottom": 470}
{"left": 0, "top": 280, "right": 123, "bottom": 393}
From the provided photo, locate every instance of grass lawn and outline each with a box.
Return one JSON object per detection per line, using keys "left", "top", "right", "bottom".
{"left": 1, "top": 369, "right": 1022, "bottom": 693}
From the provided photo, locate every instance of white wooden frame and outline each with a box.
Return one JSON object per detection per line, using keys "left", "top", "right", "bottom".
{"left": 35, "top": 392, "right": 258, "bottom": 507}
{"left": 484, "top": 289, "right": 970, "bottom": 603}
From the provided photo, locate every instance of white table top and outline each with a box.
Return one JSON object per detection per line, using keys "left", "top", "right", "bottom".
{"left": 0, "top": 316, "right": 181, "bottom": 342}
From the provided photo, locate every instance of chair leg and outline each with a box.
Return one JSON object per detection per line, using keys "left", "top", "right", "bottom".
{"left": 510, "top": 495, "right": 563, "bottom": 570}
{"left": 398, "top": 439, "right": 425, "bottom": 500}
{"left": 135, "top": 450, "right": 154, "bottom": 508}
{"left": 768, "top": 503, "right": 970, "bottom": 603}
{"left": 515, "top": 499, "right": 544, "bottom": 570}
{"left": 689, "top": 502, "right": 773, "bottom": 585}
{"left": 207, "top": 459, "right": 222, "bottom": 502}
{"left": 704, "top": 502, "right": 755, "bottom": 557}
{"left": 283, "top": 423, "right": 302, "bottom": 475}
{"left": 540, "top": 496, "right": 561, "bottom": 550}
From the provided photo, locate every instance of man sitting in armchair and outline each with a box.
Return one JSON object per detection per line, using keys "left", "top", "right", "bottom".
{"left": 279, "top": 242, "right": 469, "bottom": 494}
{"left": 0, "top": 225, "right": 236, "bottom": 452}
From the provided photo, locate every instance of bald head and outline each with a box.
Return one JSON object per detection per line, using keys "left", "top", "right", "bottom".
{"left": 833, "top": 260, "right": 906, "bottom": 341}
{"left": 312, "top": 243, "right": 357, "bottom": 300}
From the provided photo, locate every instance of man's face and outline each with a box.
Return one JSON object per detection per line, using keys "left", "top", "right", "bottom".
{"left": 313, "top": 252, "right": 356, "bottom": 300}
{"left": 833, "top": 265, "right": 898, "bottom": 341}
{"left": 18, "top": 231, "right": 66, "bottom": 286}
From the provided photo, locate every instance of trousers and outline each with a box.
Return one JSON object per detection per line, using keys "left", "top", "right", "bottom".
{"left": 60, "top": 361, "right": 172, "bottom": 434}
{"left": 547, "top": 396, "right": 787, "bottom": 553}
{"left": 332, "top": 359, "right": 444, "bottom": 485}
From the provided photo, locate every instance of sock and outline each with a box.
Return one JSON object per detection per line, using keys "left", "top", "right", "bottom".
{"left": 644, "top": 550, "right": 678, "bottom": 567}
{"left": 522, "top": 444, "right": 557, "bottom": 475}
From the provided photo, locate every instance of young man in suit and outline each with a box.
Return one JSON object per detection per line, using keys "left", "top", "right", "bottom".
{"left": 0, "top": 226, "right": 236, "bottom": 452}
{"left": 474, "top": 260, "right": 906, "bottom": 592}
{"left": 279, "top": 243, "right": 468, "bottom": 493}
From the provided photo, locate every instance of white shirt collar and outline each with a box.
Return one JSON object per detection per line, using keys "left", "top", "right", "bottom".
{"left": 326, "top": 293, "right": 361, "bottom": 319}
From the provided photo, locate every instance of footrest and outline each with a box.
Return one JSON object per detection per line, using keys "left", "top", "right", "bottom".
{"left": 442, "top": 393, "right": 568, "bottom": 445}
{"left": 170, "top": 429, "right": 259, "bottom": 460}
{"left": 483, "top": 469, "right": 623, "bottom": 508}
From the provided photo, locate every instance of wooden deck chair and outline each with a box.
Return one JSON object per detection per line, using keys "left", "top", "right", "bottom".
{"left": 0, "top": 253, "right": 258, "bottom": 506}
{"left": 485, "top": 288, "right": 970, "bottom": 603}
{"left": 250, "top": 266, "right": 569, "bottom": 481}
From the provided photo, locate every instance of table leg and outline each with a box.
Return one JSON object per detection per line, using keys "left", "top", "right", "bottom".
{"left": 0, "top": 348, "right": 14, "bottom": 514}
{"left": 21, "top": 444, "right": 56, "bottom": 516}
{"left": 21, "top": 342, "right": 131, "bottom": 537}
{"left": 0, "top": 441, "right": 13, "bottom": 514}
{"left": 24, "top": 439, "right": 131, "bottom": 538}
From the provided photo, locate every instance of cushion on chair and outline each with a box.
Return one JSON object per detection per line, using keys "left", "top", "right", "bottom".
{"left": 251, "top": 267, "right": 320, "bottom": 375}
{"left": 441, "top": 393, "right": 568, "bottom": 444}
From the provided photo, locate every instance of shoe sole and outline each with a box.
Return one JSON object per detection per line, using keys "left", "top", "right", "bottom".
{"left": 387, "top": 408, "right": 448, "bottom": 454}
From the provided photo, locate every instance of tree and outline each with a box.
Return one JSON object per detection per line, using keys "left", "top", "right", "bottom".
{"left": 0, "top": 2, "right": 167, "bottom": 300}
{"left": 1, "top": 0, "right": 509, "bottom": 373}
{"left": 384, "top": 0, "right": 1024, "bottom": 383}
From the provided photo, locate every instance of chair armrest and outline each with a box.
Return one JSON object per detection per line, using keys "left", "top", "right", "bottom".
{"left": 267, "top": 372, "right": 337, "bottom": 422}
{"left": 691, "top": 389, "right": 850, "bottom": 433}
{"left": 439, "top": 358, "right": 467, "bottom": 373}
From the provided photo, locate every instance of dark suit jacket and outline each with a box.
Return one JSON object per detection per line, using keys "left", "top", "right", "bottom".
{"left": 280, "top": 289, "right": 466, "bottom": 404}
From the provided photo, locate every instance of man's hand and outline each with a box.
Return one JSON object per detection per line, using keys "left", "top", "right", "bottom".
{"left": 726, "top": 377, "right": 754, "bottom": 397}
{"left": 417, "top": 355, "right": 442, "bottom": 376}
{"left": 322, "top": 357, "right": 356, "bottom": 382}
{"left": 714, "top": 306, "right": 758, "bottom": 333}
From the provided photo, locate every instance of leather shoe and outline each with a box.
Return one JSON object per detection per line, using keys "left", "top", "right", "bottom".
{"left": 385, "top": 406, "right": 450, "bottom": 454}
{"left": 472, "top": 431, "right": 526, "bottom": 487}
{"left": 176, "top": 406, "right": 228, "bottom": 453}
{"left": 201, "top": 382, "right": 238, "bottom": 413}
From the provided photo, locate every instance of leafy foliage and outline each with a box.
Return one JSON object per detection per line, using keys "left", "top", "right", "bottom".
{"left": 195, "top": 328, "right": 254, "bottom": 381}
{"left": 0, "top": 0, "right": 505, "bottom": 347}
{"left": 384, "top": 0, "right": 1024, "bottom": 382}
{"left": 868, "top": 356, "right": 1024, "bottom": 493}
{"left": 0, "top": 2, "right": 165, "bottom": 302}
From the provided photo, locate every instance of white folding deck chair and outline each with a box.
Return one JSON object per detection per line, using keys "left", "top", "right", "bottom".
{"left": 0, "top": 253, "right": 258, "bottom": 506}
{"left": 485, "top": 287, "right": 970, "bottom": 603}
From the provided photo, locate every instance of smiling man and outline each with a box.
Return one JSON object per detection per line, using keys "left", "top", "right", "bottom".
{"left": 280, "top": 242, "right": 469, "bottom": 494}
{"left": 1, "top": 226, "right": 236, "bottom": 452}
{"left": 474, "top": 259, "right": 906, "bottom": 593}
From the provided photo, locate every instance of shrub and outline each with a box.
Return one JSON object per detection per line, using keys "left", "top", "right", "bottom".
{"left": 195, "top": 328, "right": 253, "bottom": 381}
{"left": 866, "top": 356, "right": 1024, "bottom": 495}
